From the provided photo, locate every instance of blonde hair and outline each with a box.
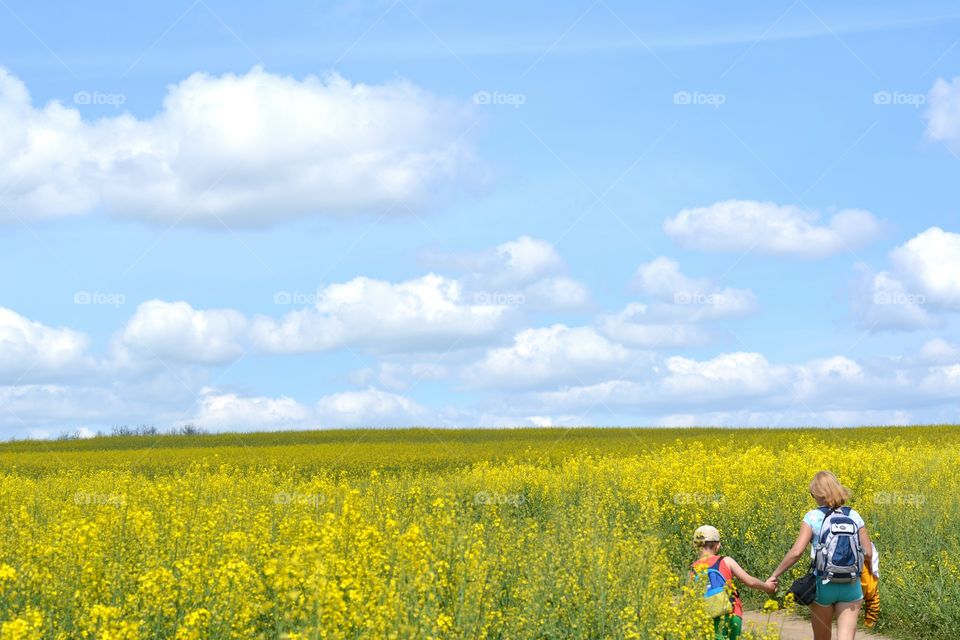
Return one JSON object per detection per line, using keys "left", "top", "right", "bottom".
{"left": 809, "top": 470, "right": 852, "bottom": 509}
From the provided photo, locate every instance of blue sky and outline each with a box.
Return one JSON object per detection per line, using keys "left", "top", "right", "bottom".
{"left": 2, "top": 0, "right": 960, "bottom": 437}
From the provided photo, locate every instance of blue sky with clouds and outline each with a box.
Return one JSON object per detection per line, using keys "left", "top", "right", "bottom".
{"left": 2, "top": 0, "right": 960, "bottom": 437}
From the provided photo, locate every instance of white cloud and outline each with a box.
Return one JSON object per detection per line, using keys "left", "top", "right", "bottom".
{"left": 114, "top": 300, "right": 248, "bottom": 366}
{"left": 598, "top": 304, "right": 713, "bottom": 348}
{"left": 632, "top": 256, "right": 709, "bottom": 300}
{"left": 464, "top": 324, "right": 633, "bottom": 389}
{"left": 664, "top": 199, "right": 882, "bottom": 257}
{"left": 430, "top": 235, "right": 592, "bottom": 312}
{"left": 435, "top": 235, "right": 563, "bottom": 287}
{"left": 489, "top": 235, "right": 564, "bottom": 285}
{"left": 193, "top": 387, "right": 425, "bottom": 432}
{"left": 852, "top": 266, "right": 940, "bottom": 331}
{"left": 924, "top": 76, "right": 960, "bottom": 149}
{"left": 852, "top": 228, "right": 960, "bottom": 331}
{"left": 348, "top": 361, "right": 450, "bottom": 391}
{"left": 598, "top": 258, "right": 757, "bottom": 348}
{"left": 658, "top": 408, "right": 914, "bottom": 428}
{"left": 251, "top": 274, "right": 513, "bottom": 354}
{"left": 530, "top": 351, "right": 878, "bottom": 414}
{"left": 890, "top": 227, "right": 960, "bottom": 309}
{"left": 661, "top": 352, "right": 784, "bottom": 399}
{"left": 194, "top": 388, "right": 312, "bottom": 431}
{"left": 315, "top": 387, "right": 427, "bottom": 427}
{"left": 522, "top": 276, "right": 591, "bottom": 311}
{"left": 919, "top": 338, "right": 960, "bottom": 364}
{"left": 0, "top": 66, "right": 478, "bottom": 225}
{"left": 0, "top": 308, "right": 90, "bottom": 382}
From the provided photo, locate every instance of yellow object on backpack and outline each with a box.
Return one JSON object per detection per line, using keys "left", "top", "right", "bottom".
{"left": 861, "top": 543, "right": 880, "bottom": 628}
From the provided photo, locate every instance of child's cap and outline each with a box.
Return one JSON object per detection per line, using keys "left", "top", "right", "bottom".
{"left": 693, "top": 525, "right": 721, "bottom": 545}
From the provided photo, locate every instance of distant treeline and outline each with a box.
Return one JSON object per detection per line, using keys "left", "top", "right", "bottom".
{"left": 55, "top": 424, "right": 207, "bottom": 440}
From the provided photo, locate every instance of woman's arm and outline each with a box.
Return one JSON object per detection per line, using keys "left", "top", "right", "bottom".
{"left": 860, "top": 526, "right": 873, "bottom": 574}
{"left": 726, "top": 557, "right": 776, "bottom": 594}
{"left": 768, "top": 522, "right": 814, "bottom": 582}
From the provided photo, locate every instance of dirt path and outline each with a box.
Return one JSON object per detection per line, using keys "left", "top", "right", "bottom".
{"left": 742, "top": 610, "right": 896, "bottom": 640}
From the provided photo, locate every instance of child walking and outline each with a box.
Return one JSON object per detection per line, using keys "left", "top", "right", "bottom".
{"left": 691, "top": 525, "right": 777, "bottom": 640}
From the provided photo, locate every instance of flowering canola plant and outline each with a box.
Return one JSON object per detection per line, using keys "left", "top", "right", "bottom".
{"left": 0, "top": 426, "right": 955, "bottom": 639}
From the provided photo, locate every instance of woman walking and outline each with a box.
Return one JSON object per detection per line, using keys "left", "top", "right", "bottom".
{"left": 767, "top": 471, "right": 873, "bottom": 640}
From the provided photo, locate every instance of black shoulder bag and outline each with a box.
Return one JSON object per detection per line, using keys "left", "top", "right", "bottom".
{"left": 788, "top": 562, "right": 817, "bottom": 606}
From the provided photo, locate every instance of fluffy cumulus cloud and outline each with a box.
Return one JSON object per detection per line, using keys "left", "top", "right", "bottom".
{"left": 193, "top": 387, "right": 426, "bottom": 431}
{"left": 599, "top": 257, "right": 757, "bottom": 348}
{"left": 0, "top": 308, "right": 91, "bottom": 382}
{"left": 251, "top": 274, "right": 514, "bottom": 354}
{"left": 315, "top": 388, "right": 427, "bottom": 427}
{"left": 852, "top": 265, "right": 940, "bottom": 331}
{"left": 463, "top": 324, "right": 633, "bottom": 390}
{"left": 919, "top": 338, "right": 960, "bottom": 365}
{"left": 924, "top": 75, "right": 960, "bottom": 150}
{"left": 663, "top": 200, "right": 882, "bottom": 257}
{"left": 853, "top": 227, "right": 960, "bottom": 331}
{"left": 481, "top": 235, "right": 564, "bottom": 286}
{"left": 889, "top": 227, "right": 960, "bottom": 309}
{"left": 0, "top": 66, "right": 479, "bottom": 225}
{"left": 113, "top": 300, "right": 248, "bottom": 366}
{"left": 520, "top": 346, "right": 960, "bottom": 424}
{"left": 430, "top": 235, "right": 591, "bottom": 312}
{"left": 193, "top": 388, "right": 312, "bottom": 431}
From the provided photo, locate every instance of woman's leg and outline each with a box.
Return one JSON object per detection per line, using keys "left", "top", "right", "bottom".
{"left": 810, "top": 602, "right": 834, "bottom": 640}
{"left": 835, "top": 600, "right": 862, "bottom": 640}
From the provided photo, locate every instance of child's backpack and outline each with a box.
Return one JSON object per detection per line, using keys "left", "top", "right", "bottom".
{"left": 697, "top": 557, "right": 734, "bottom": 618}
{"left": 814, "top": 506, "right": 864, "bottom": 583}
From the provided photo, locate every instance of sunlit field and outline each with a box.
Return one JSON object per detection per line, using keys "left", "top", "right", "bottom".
{"left": 0, "top": 427, "right": 955, "bottom": 639}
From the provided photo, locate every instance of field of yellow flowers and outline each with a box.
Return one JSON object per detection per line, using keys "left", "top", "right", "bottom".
{"left": 0, "top": 426, "right": 955, "bottom": 639}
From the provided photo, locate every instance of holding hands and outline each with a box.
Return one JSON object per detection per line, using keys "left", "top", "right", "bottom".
{"left": 762, "top": 576, "right": 778, "bottom": 594}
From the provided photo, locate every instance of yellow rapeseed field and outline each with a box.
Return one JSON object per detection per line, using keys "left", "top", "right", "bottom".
{"left": 0, "top": 427, "right": 955, "bottom": 639}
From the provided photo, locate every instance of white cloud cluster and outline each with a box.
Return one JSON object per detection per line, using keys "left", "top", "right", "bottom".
{"left": 0, "top": 308, "right": 90, "bottom": 382}
{"left": 4, "top": 225, "right": 960, "bottom": 436}
{"left": 521, "top": 348, "right": 957, "bottom": 424}
{"left": 0, "top": 66, "right": 478, "bottom": 225}
{"left": 854, "top": 227, "right": 960, "bottom": 331}
{"left": 194, "top": 387, "right": 426, "bottom": 431}
{"left": 664, "top": 200, "right": 882, "bottom": 257}
{"left": 250, "top": 274, "right": 515, "bottom": 354}
{"left": 924, "top": 75, "right": 960, "bottom": 150}
{"left": 113, "top": 300, "right": 248, "bottom": 366}
{"left": 432, "top": 235, "right": 591, "bottom": 312}
{"left": 599, "top": 257, "right": 757, "bottom": 348}
{"left": 463, "top": 324, "right": 632, "bottom": 390}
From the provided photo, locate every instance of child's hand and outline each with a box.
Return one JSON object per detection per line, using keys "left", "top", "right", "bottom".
{"left": 762, "top": 579, "right": 778, "bottom": 595}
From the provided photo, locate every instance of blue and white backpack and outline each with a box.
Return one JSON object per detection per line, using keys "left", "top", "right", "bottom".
{"left": 813, "top": 506, "right": 864, "bottom": 583}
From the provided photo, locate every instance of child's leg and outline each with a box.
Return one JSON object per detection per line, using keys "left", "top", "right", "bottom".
{"left": 810, "top": 603, "right": 834, "bottom": 640}
{"left": 712, "top": 615, "right": 742, "bottom": 640}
